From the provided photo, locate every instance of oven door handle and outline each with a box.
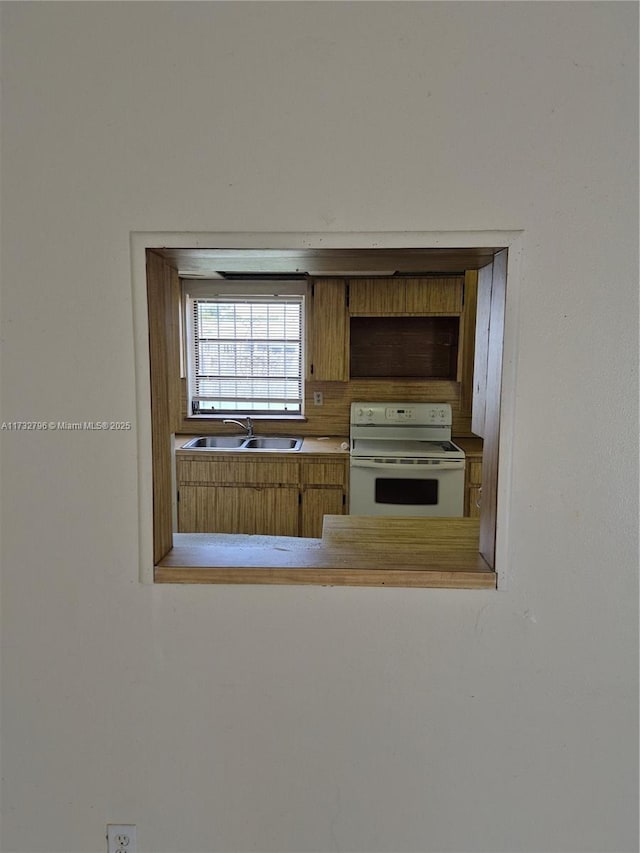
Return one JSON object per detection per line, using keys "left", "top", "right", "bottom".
{"left": 350, "top": 458, "right": 465, "bottom": 471}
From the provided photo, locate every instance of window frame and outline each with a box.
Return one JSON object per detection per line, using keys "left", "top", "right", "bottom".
{"left": 182, "top": 279, "right": 307, "bottom": 419}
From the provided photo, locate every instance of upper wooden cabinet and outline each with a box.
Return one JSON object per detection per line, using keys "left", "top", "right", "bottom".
{"left": 309, "top": 274, "right": 473, "bottom": 386}
{"left": 309, "top": 279, "right": 349, "bottom": 381}
{"left": 348, "top": 279, "right": 405, "bottom": 314}
{"left": 349, "top": 277, "right": 463, "bottom": 316}
{"left": 405, "top": 278, "right": 464, "bottom": 314}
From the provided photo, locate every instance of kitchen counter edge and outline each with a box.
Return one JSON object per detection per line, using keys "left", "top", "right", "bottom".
{"left": 175, "top": 435, "right": 350, "bottom": 456}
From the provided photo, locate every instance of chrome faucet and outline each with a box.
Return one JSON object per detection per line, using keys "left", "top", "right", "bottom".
{"left": 223, "top": 417, "right": 254, "bottom": 437}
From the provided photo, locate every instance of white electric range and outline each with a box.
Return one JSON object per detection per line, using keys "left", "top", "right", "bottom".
{"left": 349, "top": 402, "right": 466, "bottom": 517}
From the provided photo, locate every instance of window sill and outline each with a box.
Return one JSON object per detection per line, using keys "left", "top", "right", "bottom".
{"left": 155, "top": 517, "right": 496, "bottom": 589}
{"left": 185, "top": 415, "right": 308, "bottom": 423}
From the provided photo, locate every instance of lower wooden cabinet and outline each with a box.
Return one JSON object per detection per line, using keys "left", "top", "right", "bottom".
{"left": 177, "top": 454, "right": 348, "bottom": 537}
{"left": 300, "top": 487, "right": 345, "bottom": 538}
{"left": 465, "top": 458, "right": 483, "bottom": 518}
{"left": 179, "top": 485, "right": 300, "bottom": 536}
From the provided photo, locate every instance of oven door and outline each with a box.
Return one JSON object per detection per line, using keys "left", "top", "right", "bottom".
{"left": 349, "top": 457, "right": 465, "bottom": 517}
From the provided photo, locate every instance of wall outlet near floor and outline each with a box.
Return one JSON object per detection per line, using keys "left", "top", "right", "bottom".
{"left": 107, "top": 824, "right": 136, "bottom": 853}
{"left": 313, "top": 391, "right": 323, "bottom": 406}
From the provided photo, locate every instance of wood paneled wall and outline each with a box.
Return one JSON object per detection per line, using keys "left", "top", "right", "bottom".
{"left": 459, "top": 270, "right": 478, "bottom": 416}
{"left": 179, "top": 377, "right": 469, "bottom": 436}
{"left": 472, "top": 265, "right": 493, "bottom": 437}
{"left": 146, "top": 250, "right": 181, "bottom": 563}
{"left": 303, "top": 379, "right": 467, "bottom": 435}
{"left": 176, "top": 274, "right": 477, "bottom": 438}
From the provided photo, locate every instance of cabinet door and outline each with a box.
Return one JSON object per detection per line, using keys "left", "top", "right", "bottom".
{"left": 467, "top": 486, "right": 482, "bottom": 519}
{"left": 178, "top": 484, "right": 222, "bottom": 532}
{"left": 349, "top": 279, "right": 405, "bottom": 315}
{"left": 463, "top": 459, "right": 483, "bottom": 518}
{"left": 178, "top": 485, "right": 299, "bottom": 536}
{"left": 251, "top": 487, "right": 300, "bottom": 536}
{"left": 300, "top": 487, "right": 345, "bottom": 538}
{"left": 310, "top": 279, "right": 349, "bottom": 380}
{"left": 405, "top": 277, "right": 464, "bottom": 315}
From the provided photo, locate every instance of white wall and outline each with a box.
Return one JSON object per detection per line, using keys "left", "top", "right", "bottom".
{"left": 1, "top": 3, "right": 637, "bottom": 852}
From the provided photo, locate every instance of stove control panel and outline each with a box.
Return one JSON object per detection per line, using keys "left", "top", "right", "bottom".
{"left": 426, "top": 406, "right": 450, "bottom": 423}
{"left": 385, "top": 406, "right": 416, "bottom": 422}
{"left": 351, "top": 402, "right": 452, "bottom": 427}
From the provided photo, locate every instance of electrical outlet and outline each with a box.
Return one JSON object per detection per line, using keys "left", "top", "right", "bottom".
{"left": 313, "top": 391, "right": 323, "bottom": 406}
{"left": 107, "top": 824, "right": 136, "bottom": 853}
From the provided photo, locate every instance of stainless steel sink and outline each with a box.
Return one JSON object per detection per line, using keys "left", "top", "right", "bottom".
{"left": 181, "top": 435, "right": 302, "bottom": 451}
{"left": 182, "top": 436, "right": 246, "bottom": 449}
{"left": 244, "top": 437, "right": 302, "bottom": 451}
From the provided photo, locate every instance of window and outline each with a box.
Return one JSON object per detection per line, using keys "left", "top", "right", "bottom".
{"left": 183, "top": 281, "right": 306, "bottom": 416}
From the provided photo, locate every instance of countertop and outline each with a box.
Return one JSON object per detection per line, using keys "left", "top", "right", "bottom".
{"left": 176, "top": 434, "right": 482, "bottom": 457}
{"left": 454, "top": 437, "right": 483, "bottom": 456}
{"left": 156, "top": 517, "right": 495, "bottom": 589}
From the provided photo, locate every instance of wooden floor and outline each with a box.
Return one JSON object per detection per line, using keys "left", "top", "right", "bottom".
{"left": 155, "top": 516, "right": 496, "bottom": 589}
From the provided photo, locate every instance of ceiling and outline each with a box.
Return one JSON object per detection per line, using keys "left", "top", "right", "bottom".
{"left": 152, "top": 247, "right": 502, "bottom": 278}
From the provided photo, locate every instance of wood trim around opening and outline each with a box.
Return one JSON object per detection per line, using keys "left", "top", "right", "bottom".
{"left": 144, "top": 245, "right": 505, "bottom": 587}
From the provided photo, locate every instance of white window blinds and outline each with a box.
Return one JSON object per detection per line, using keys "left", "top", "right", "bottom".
{"left": 188, "top": 293, "right": 304, "bottom": 415}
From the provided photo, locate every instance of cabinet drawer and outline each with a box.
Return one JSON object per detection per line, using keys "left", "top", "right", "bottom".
{"left": 177, "top": 458, "right": 300, "bottom": 485}
{"left": 301, "top": 460, "right": 348, "bottom": 486}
